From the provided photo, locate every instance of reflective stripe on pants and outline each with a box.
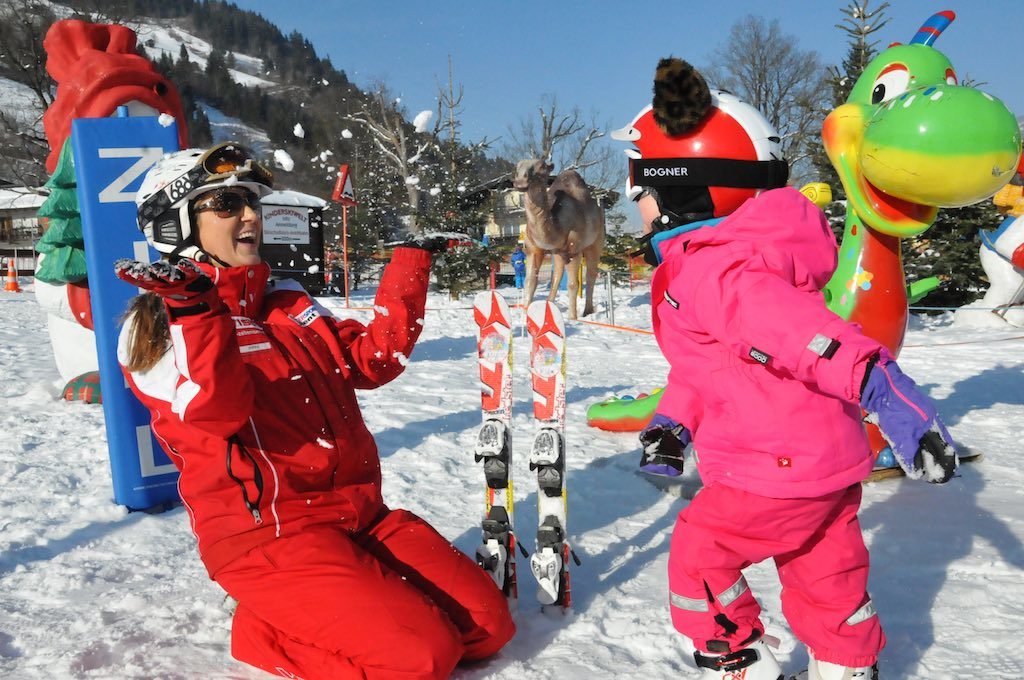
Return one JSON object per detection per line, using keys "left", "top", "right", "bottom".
{"left": 667, "top": 483, "right": 884, "bottom": 667}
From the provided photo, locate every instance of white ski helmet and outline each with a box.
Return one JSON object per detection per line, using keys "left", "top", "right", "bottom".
{"left": 136, "top": 142, "right": 274, "bottom": 260}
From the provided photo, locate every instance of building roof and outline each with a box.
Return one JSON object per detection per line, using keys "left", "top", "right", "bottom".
{"left": 262, "top": 189, "right": 328, "bottom": 209}
{"left": 464, "top": 173, "right": 620, "bottom": 210}
{"left": 0, "top": 188, "right": 48, "bottom": 210}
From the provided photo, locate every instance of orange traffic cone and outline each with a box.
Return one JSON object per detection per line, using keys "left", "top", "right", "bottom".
{"left": 4, "top": 258, "right": 21, "bottom": 293}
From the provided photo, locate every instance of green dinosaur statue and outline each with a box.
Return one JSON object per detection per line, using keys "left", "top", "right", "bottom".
{"left": 821, "top": 10, "right": 1021, "bottom": 354}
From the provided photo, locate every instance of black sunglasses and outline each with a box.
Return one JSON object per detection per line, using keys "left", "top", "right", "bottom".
{"left": 193, "top": 189, "right": 262, "bottom": 218}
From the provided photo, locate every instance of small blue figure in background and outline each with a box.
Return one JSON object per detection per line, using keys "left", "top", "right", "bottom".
{"left": 511, "top": 244, "right": 526, "bottom": 289}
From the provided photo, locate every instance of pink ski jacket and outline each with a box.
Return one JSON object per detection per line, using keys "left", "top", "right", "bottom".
{"left": 651, "top": 188, "right": 884, "bottom": 499}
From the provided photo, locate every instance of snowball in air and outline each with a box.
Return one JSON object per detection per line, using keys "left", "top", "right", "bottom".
{"left": 413, "top": 110, "right": 433, "bottom": 132}
{"left": 341, "top": 129, "right": 353, "bottom": 139}
{"left": 158, "top": 113, "right": 176, "bottom": 127}
{"left": 293, "top": 124, "right": 305, "bottom": 138}
{"left": 274, "top": 149, "right": 295, "bottom": 171}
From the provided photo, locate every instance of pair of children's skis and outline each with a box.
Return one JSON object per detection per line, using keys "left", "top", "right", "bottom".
{"left": 472, "top": 292, "right": 579, "bottom": 610}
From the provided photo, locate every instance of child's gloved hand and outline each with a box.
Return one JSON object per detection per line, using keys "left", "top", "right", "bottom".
{"left": 115, "top": 258, "right": 218, "bottom": 318}
{"left": 638, "top": 413, "right": 691, "bottom": 477}
{"left": 860, "top": 357, "right": 958, "bottom": 483}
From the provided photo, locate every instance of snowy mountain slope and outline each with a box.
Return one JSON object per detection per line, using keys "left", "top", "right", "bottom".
{"left": 0, "top": 284, "right": 1022, "bottom": 679}
{"left": 0, "top": 4, "right": 283, "bottom": 156}
{"left": 0, "top": 77, "right": 45, "bottom": 133}
{"left": 131, "top": 22, "right": 276, "bottom": 90}
{"left": 199, "top": 103, "right": 272, "bottom": 157}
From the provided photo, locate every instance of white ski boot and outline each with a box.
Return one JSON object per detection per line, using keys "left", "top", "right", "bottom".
{"left": 792, "top": 651, "right": 878, "bottom": 680}
{"left": 694, "top": 638, "right": 783, "bottom": 680}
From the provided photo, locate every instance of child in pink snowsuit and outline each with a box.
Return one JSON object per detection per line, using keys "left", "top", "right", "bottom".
{"left": 613, "top": 58, "right": 959, "bottom": 680}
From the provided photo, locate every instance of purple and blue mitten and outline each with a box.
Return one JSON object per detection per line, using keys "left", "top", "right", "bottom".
{"left": 639, "top": 413, "right": 691, "bottom": 477}
{"left": 860, "top": 358, "right": 958, "bottom": 483}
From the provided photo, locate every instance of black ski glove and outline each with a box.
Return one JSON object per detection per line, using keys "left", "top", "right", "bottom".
{"left": 401, "top": 233, "right": 457, "bottom": 254}
{"left": 115, "top": 258, "right": 218, "bottom": 319}
{"left": 638, "top": 414, "right": 691, "bottom": 477}
{"left": 860, "top": 355, "right": 958, "bottom": 483}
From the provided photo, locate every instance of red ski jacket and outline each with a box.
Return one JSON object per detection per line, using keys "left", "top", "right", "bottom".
{"left": 118, "top": 248, "right": 431, "bottom": 577}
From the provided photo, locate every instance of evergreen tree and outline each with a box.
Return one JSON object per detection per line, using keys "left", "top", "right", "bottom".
{"left": 597, "top": 209, "right": 638, "bottom": 286}
{"left": 415, "top": 59, "right": 499, "bottom": 299}
{"left": 810, "top": 1, "right": 890, "bottom": 201}
{"left": 323, "top": 206, "right": 381, "bottom": 293}
{"left": 903, "top": 200, "right": 1001, "bottom": 311}
{"left": 808, "top": 0, "right": 890, "bottom": 244}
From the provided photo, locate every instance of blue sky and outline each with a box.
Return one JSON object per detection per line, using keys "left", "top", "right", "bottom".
{"left": 231, "top": 0, "right": 1023, "bottom": 149}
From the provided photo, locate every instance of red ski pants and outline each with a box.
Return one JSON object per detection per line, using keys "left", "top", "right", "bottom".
{"left": 215, "top": 508, "right": 515, "bottom": 679}
{"left": 668, "top": 483, "right": 885, "bottom": 668}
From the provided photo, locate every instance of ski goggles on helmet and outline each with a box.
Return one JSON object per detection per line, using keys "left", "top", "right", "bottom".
{"left": 192, "top": 187, "right": 262, "bottom": 217}
{"left": 628, "top": 157, "right": 789, "bottom": 191}
{"left": 198, "top": 143, "right": 274, "bottom": 186}
{"left": 137, "top": 143, "right": 273, "bottom": 226}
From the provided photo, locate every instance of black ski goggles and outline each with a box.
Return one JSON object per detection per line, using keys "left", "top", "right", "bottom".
{"left": 193, "top": 187, "right": 262, "bottom": 217}
{"left": 629, "top": 157, "right": 789, "bottom": 190}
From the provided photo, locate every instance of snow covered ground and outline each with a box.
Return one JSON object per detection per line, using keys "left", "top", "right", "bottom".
{"left": 1, "top": 281, "right": 1022, "bottom": 679}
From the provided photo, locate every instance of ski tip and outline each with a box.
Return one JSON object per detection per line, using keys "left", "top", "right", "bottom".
{"left": 475, "top": 293, "right": 513, "bottom": 329}
{"left": 526, "top": 301, "right": 566, "bottom": 337}
{"left": 474, "top": 290, "right": 511, "bottom": 312}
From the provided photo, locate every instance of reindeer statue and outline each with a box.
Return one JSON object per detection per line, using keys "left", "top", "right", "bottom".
{"left": 513, "top": 159, "right": 605, "bottom": 319}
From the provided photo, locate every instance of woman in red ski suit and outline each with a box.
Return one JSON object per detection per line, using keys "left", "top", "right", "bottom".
{"left": 115, "top": 143, "right": 513, "bottom": 679}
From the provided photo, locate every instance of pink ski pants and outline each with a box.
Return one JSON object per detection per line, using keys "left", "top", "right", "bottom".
{"left": 668, "top": 482, "right": 885, "bottom": 668}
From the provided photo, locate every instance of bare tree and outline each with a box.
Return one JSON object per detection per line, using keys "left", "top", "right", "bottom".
{"left": 700, "top": 15, "right": 827, "bottom": 182}
{"left": 0, "top": 1, "right": 138, "bottom": 187}
{"left": 343, "top": 84, "right": 430, "bottom": 230}
{"left": 504, "top": 95, "right": 622, "bottom": 192}
{"left": 62, "top": 0, "right": 136, "bottom": 26}
{"left": 0, "top": 0, "right": 59, "bottom": 185}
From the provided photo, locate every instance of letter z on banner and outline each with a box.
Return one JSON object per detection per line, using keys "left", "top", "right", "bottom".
{"left": 72, "top": 115, "right": 181, "bottom": 511}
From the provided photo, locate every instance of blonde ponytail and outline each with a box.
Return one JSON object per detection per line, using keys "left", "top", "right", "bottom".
{"left": 121, "top": 292, "right": 171, "bottom": 373}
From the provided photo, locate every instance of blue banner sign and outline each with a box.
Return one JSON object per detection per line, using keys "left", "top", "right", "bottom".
{"left": 72, "top": 115, "right": 181, "bottom": 511}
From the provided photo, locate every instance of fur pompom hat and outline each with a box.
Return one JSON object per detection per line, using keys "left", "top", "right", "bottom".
{"left": 651, "top": 57, "right": 712, "bottom": 136}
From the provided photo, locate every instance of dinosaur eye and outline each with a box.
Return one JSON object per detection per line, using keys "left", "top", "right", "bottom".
{"left": 870, "top": 65, "right": 910, "bottom": 105}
